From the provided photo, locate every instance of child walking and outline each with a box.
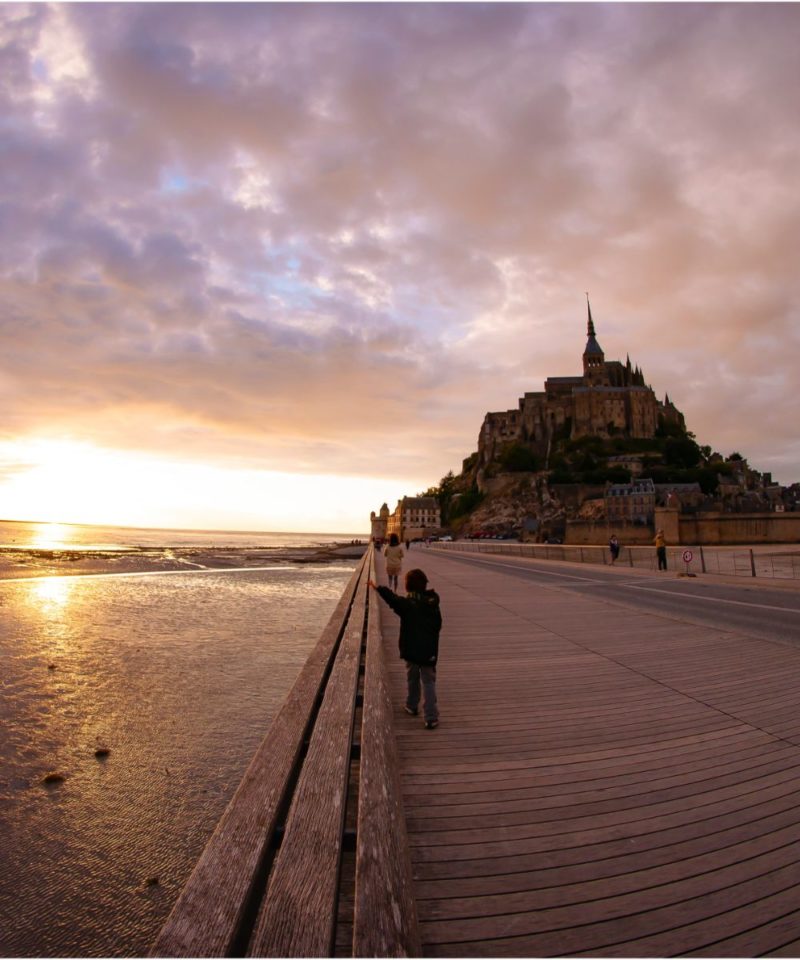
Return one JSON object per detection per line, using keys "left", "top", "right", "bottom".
{"left": 369, "top": 568, "right": 442, "bottom": 729}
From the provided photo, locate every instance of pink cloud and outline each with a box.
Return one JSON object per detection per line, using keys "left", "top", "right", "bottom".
{"left": 0, "top": 3, "right": 798, "bottom": 491}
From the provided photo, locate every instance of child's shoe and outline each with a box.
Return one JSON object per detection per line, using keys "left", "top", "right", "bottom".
{"left": 403, "top": 705, "right": 418, "bottom": 716}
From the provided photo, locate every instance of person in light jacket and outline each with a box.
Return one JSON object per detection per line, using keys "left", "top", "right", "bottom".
{"left": 383, "top": 532, "right": 404, "bottom": 590}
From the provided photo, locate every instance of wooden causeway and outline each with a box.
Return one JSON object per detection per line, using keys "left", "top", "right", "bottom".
{"left": 379, "top": 548, "right": 800, "bottom": 957}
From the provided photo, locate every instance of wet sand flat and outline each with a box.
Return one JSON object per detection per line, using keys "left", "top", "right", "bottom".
{"left": 0, "top": 542, "right": 367, "bottom": 581}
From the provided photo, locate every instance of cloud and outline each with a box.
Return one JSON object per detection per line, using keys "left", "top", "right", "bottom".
{"left": 1, "top": 0, "right": 798, "bottom": 513}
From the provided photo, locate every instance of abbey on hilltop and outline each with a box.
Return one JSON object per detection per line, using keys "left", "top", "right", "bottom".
{"left": 476, "top": 299, "right": 685, "bottom": 469}
{"left": 369, "top": 299, "right": 800, "bottom": 546}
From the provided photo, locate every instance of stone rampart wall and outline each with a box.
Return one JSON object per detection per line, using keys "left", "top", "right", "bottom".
{"left": 565, "top": 520, "right": 654, "bottom": 545}
{"left": 678, "top": 512, "right": 800, "bottom": 545}
{"left": 565, "top": 512, "right": 800, "bottom": 545}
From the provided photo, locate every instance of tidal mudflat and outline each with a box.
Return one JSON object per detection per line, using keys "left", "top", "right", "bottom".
{"left": 0, "top": 560, "right": 356, "bottom": 956}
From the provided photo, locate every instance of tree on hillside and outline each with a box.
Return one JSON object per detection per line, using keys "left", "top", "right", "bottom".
{"left": 663, "top": 435, "right": 702, "bottom": 469}
{"left": 418, "top": 470, "right": 459, "bottom": 523}
{"left": 448, "top": 483, "right": 484, "bottom": 519}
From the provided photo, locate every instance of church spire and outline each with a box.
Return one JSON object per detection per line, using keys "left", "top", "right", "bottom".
{"left": 582, "top": 293, "right": 605, "bottom": 381}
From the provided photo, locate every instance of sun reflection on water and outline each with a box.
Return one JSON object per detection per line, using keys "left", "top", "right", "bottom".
{"left": 30, "top": 522, "right": 74, "bottom": 551}
{"left": 31, "top": 576, "right": 73, "bottom": 609}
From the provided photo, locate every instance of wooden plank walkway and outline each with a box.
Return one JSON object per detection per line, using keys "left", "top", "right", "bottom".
{"left": 377, "top": 549, "right": 800, "bottom": 957}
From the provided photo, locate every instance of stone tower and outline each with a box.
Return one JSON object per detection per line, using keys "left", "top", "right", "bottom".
{"left": 370, "top": 503, "right": 390, "bottom": 542}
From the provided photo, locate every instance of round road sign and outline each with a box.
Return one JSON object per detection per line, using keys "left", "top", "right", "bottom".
{"left": 682, "top": 549, "right": 694, "bottom": 564}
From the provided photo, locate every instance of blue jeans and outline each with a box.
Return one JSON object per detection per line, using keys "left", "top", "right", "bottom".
{"left": 406, "top": 661, "right": 438, "bottom": 722}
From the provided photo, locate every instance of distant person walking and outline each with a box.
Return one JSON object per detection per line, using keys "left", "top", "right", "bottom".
{"left": 383, "top": 532, "right": 404, "bottom": 591}
{"left": 654, "top": 529, "right": 668, "bottom": 570}
{"left": 609, "top": 534, "right": 620, "bottom": 565}
{"left": 369, "top": 568, "right": 441, "bottom": 729}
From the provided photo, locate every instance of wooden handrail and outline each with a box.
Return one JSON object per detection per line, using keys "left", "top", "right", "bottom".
{"left": 354, "top": 549, "right": 420, "bottom": 957}
{"left": 248, "top": 569, "right": 367, "bottom": 956}
{"left": 151, "top": 545, "right": 419, "bottom": 958}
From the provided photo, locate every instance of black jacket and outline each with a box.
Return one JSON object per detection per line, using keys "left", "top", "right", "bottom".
{"left": 376, "top": 586, "right": 442, "bottom": 666}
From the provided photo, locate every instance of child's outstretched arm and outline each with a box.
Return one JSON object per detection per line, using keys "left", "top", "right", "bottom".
{"left": 368, "top": 581, "right": 413, "bottom": 616}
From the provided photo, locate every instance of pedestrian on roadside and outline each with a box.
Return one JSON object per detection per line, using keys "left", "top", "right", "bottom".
{"left": 383, "top": 532, "right": 404, "bottom": 591}
{"left": 654, "top": 528, "right": 668, "bottom": 570}
{"left": 609, "top": 534, "right": 620, "bottom": 565}
{"left": 368, "top": 568, "right": 441, "bottom": 729}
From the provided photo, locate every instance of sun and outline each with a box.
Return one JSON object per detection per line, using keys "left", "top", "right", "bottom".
{"left": 0, "top": 438, "right": 132, "bottom": 525}
{"left": 0, "top": 436, "right": 384, "bottom": 533}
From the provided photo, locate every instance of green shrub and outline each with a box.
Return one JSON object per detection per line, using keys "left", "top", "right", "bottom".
{"left": 449, "top": 484, "right": 485, "bottom": 518}
{"left": 548, "top": 468, "right": 574, "bottom": 484}
{"left": 499, "top": 443, "right": 539, "bottom": 472}
{"left": 663, "top": 436, "right": 702, "bottom": 469}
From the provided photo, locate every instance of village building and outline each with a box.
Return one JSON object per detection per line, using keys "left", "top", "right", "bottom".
{"left": 605, "top": 478, "right": 657, "bottom": 525}
{"left": 382, "top": 496, "right": 441, "bottom": 542}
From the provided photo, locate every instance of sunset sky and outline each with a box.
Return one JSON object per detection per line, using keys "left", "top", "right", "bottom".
{"left": 1, "top": 3, "right": 798, "bottom": 533}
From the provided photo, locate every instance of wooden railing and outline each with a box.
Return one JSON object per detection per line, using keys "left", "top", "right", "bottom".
{"left": 151, "top": 546, "right": 420, "bottom": 958}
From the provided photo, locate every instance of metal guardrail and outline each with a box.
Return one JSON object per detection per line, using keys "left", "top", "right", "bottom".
{"left": 433, "top": 540, "right": 800, "bottom": 580}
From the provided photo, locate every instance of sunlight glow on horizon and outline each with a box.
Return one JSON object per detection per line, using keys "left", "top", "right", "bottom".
{"left": 0, "top": 437, "right": 404, "bottom": 533}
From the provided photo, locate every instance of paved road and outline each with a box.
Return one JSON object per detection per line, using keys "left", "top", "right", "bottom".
{"left": 430, "top": 549, "right": 800, "bottom": 649}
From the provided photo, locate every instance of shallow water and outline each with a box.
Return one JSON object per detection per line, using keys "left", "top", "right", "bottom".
{"left": 0, "top": 563, "right": 356, "bottom": 957}
{"left": 0, "top": 518, "right": 363, "bottom": 551}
